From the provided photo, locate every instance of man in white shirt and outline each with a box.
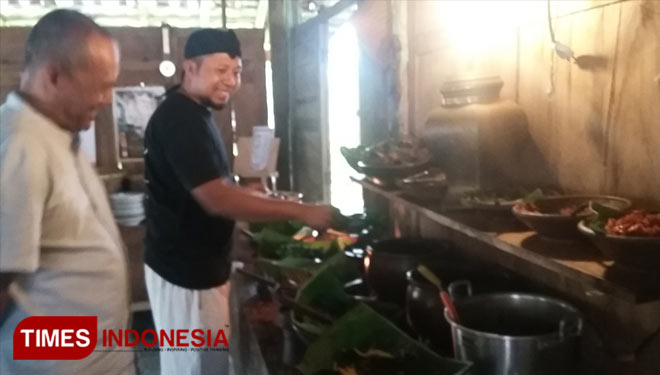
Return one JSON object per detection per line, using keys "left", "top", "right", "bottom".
{"left": 0, "top": 9, "right": 135, "bottom": 375}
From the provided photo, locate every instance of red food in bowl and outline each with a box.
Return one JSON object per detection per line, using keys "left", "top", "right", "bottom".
{"left": 605, "top": 210, "right": 660, "bottom": 237}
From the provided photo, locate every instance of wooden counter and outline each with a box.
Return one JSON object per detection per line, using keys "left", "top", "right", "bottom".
{"left": 354, "top": 177, "right": 660, "bottom": 304}
{"left": 354, "top": 177, "right": 660, "bottom": 373}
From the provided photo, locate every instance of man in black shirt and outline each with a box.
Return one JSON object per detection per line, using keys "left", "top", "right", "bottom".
{"left": 143, "top": 29, "right": 337, "bottom": 375}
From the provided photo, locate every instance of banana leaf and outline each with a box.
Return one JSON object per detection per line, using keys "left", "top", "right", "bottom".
{"left": 522, "top": 188, "right": 545, "bottom": 203}
{"left": 298, "top": 303, "right": 471, "bottom": 375}
{"left": 253, "top": 224, "right": 341, "bottom": 260}
{"left": 253, "top": 228, "right": 299, "bottom": 258}
{"left": 255, "top": 257, "right": 319, "bottom": 288}
{"left": 275, "top": 241, "right": 340, "bottom": 260}
{"left": 296, "top": 253, "right": 362, "bottom": 318}
{"left": 291, "top": 253, "right": 364, "bottom": 341}
{"left": 249, "top": 220, "right": 305, "bottom": 236}
{"left": 585, "top": 202, "right": 630, "bottom": 235}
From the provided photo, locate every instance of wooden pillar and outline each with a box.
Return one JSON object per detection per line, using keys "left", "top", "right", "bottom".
{"left": 354, "top": 0, "right": 400, "bottom": 145}
{"left": 269, "top": 0, "right": 296, "bottom": 190}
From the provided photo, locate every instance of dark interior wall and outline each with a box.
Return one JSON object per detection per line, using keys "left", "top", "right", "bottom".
{"left": 0, "top": 26, "right": 267, "bottom": 175}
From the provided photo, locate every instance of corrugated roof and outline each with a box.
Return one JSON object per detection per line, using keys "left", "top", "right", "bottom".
{"left": 0, "top": 0, "right": 267, "bottom": 28}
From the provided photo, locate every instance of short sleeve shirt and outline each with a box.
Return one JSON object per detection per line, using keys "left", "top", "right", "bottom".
{"left": 144, "top": 91, "right": 235, "bottom": 290}
{"left": 0, "top": 92, "right": 134, "bottom": 375}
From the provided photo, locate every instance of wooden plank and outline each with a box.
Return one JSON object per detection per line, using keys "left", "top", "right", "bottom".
{"left": 0, "top": 28, "right": 27, "bottom": 98}
{"left": 290, "top": 20, "right": 330, "bottom": 202}
{"left": 0, "top": 27, "right": 28, "bottom": 66}
{"left": 293, "top": 127, "right": 325, "bottom": 201}
{"left": 0, "top": 67, "right": 21, "bottom": 90}
{"left": 355, "top": 0, "right": 394, "bottom": 142}
{"left": 232, "top": 29, "right": 268, "bottom": 138}
{"left": 517, "top": 18, "right": 557, "bottom": 180}
{"left": 308, "top": 0, "right": 358, "bottom": 24}
{"left": 405, "top": 0, "right": 416, "bottom": 135}
{"left": 411, "top": 0, "right": 624, "bottom": 36}
{"left": 118, "top": 225, "right": 149, "bottom": 305}
{"left": 94, "top": 105, "right": 120, "bottom": 174}
{"left": 518, "top": 11, "right": 581, "bottom": 193}
{"left": 553, "top": 5, "right": 620, "bottom": 194}
{"left": 606, "top": 0, "right": 660, "bottom": 202}
{"left": 269, "top": 0, "right": 294, "bottom": 190}
{"left": 212, "top": 104, "right": 235, "bottom": 166}
{"left": 547, "top": 13, "right": 575, "bottom": 194}
{"left": 107, "top": 27, "right": 163, "bottom": 62}
{"left": 550, "top": 0, "right": 624, "bottom": 18}
{"left": 115, "top": 69, "right": 165, "bottom": 87}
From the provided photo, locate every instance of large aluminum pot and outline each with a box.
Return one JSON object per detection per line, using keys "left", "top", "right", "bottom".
{"left": 445, "top": 281, "right": 583, "bottom": 375}
{"left": 405, "top": 264, "right": 530, "bottom": 356}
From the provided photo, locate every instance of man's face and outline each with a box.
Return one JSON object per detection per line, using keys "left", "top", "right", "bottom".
{"left": 53, "top": 34, "right": 120, "bottom": 131}
{"left": 187, "top": 53, "right": 242, "bottom": 110}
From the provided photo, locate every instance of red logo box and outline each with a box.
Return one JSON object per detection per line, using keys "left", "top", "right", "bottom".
{"left": 13, "top": 316, "right": 97, "bottom": 360}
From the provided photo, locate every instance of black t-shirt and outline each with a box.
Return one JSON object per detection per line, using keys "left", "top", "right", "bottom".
{"left": 143, "top": 91, "right": 235, "bottom": 289}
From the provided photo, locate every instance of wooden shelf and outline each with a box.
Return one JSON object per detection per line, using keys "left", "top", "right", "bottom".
{"left": 353, "top": 177, "right": 660, "bottom": 304}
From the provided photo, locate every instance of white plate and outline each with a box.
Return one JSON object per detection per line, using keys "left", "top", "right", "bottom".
{"left": 113, "top": 207, "right": 144, "bottom": 216}
{"left": 116, "top": 217, "right": 144, "bottom": 226}
{"left": 110, "top": 192, "right": 144, "bottom": 203}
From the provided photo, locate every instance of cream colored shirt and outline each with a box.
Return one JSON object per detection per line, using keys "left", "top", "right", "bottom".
{"left": 0, "top": 92, "right": 134, "bottom": 375}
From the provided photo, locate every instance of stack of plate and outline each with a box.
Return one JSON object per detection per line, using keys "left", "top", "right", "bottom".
{"left": 110, "top": 192, "right": 145, "bottom": 226}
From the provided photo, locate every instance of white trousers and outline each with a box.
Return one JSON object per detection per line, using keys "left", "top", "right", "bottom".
{"left": 144, "top": 265, "right": 231, "bottom": 375}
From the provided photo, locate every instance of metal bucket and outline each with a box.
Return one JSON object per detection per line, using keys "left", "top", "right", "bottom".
{"left": 445, "top": 281, "right": 583, "bottom": 375}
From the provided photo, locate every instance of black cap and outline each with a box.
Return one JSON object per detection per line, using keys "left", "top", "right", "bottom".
{"left": 184, "top": 29, "right": 241, "bottom": 59}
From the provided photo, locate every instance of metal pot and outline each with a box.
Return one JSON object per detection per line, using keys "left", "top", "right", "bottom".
{"left": 406, "top": 265, "right": 531, "bottom": 356}
{"left": 445, "top": 281, "right": 583, "bottom": 375}
{"left": 406, "top": 269, "right": 452, "bottom": 354}
{"left": 365, "top": 238, "right": 456, "bottom": 304}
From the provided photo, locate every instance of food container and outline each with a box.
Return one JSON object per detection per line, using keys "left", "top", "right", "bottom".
{"left": 396, "top": 169, "right": 448, "bottom": 204}
{"left": 446, "top": 281, "right": 583, "bottom": 375}
{"left": 439, "top": 76, "right": 504, "bottom": 107}
{"left": 339, "top": 138, "right": 433, "bottom": 184}
{"left": 405, "top": 265, "right": 527, "bottom": 356}
{"left": 110, "top": 192, "right": 145, "bottom": 226}
{"left": 423, "top": 98, "right": 532, "bottom": 192}
{"left": 578, "top": 220, "right": 660, "bottom": 269}
{"left": 365, "top": 238, "right": 456, "bottom": 304}
{"left": 512, "top": 195, "right": 631, "bottom": 240}
{"left": 458, "top": 188, "right": 543, "bottom": 216}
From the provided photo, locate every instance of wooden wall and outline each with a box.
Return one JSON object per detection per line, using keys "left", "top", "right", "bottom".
{"left": 0, "top": 26, "right": 267, "bottom": 175}
{"left": 406, "top": 0, "right": 660, "bottom": 203}
{"left": 353, "top": 0, "right": 401, "bottom": 145}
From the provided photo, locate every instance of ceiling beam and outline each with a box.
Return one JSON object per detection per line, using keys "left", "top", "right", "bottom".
{"left": 254, "top": 0, "right": 267, "bottom": 29}
{"left": 221, "top": 0, "right": 227, "bottom": 28}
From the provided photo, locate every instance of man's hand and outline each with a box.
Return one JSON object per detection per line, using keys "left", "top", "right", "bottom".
{"left": 192, "top": 178, "right": 343, "bottom": 226}
{"left": 300, "top": 205, "right": 339, "bottom": 232}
